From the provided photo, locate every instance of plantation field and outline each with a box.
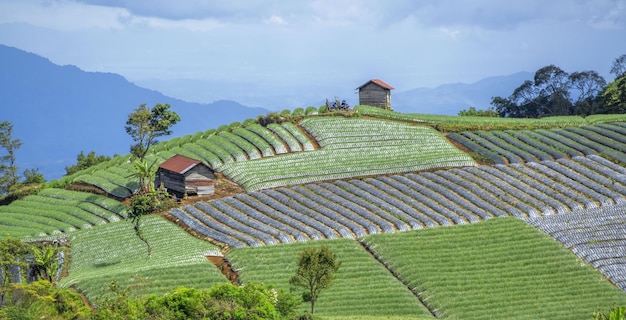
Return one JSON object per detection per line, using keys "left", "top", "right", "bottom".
{"left": 363, "top": 218, "right": 626, "bottom": 320}
{"left": 355, "top": 105, "right": 626, "bottom": 131}
{"left": 448, "top": 123, "right": 626, "bottom": 164}
{"left": 219, "top": 117, "right": 475, "bottom": 191}
{"left": 59, "top": 215, "right": 226, "bottom": 299}
{"left": 527, "top": 204, "right": 626, "bottom": 291}
{"left": 169, "top": 155, "right": 626, "bottom": 247}
{"left": 227, "top": 238, "right": 434, "bottom": 319}
{"left": 0, "top": 188, "right": 127, "bottom": 238}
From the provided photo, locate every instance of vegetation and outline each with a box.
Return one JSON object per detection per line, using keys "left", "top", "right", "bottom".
{"left": 220, "top": 117, "right": 475, "bottom": 191}
{"left": 228, "top": 239, "right": 433, "bottom": 319}
{"left": 59, "top": 215, "right": 224, "bottom": 299}
{"left": 290, "top": 245, "right": 341, "bottom": 315}
{"left": 457, "top": 106, "right": 499, "bottom": 117}
{"left": 125, "top": 103, "right": 180, "bottom": 161}
{"left": 65, "top": 151, "right": 112, "bottom": 176}
{"left": 363, "top": 218, "right": 626, "bottom": 319}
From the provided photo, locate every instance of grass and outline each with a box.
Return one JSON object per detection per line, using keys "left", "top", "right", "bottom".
{"left": 363, "top": 218, "right": 626, "bottom": 320}
{"left": 59, "top": 215, "right": 227, "bottom": 299}
{"left": 227, "top": 238, "right": 434, "bottom": 319}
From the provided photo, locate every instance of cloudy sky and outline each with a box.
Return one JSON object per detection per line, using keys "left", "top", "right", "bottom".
{"left": 1, "top": 0, "right": 625, "bottom": 108}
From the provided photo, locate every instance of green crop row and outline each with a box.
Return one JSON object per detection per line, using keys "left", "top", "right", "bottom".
{"left": 220, "top": 117, "right": 475, "bottom": 191}
{"left": 362, "top": 218, "right": 626, "bottom": 320}
{"left": 227, "top": 238, "right": 434, "bottom": 319}
{"left": 59, "top": 215, "right": 226, "bottom": 299}
{"left": 355, "top": 105, "right": 590, "bottom": 132}
{"left": 449, "top": 123, "right": 626, "bottom": 165}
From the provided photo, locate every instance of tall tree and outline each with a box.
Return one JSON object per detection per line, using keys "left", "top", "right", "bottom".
{"left": 125, "top": 103, "right": 180, "bottom": 161}
{"left": 611, "top": 53, "right": 626, "bottom": 79}
{"left": 65, "top": 151, "right": 112, "bottom": 176}
{"left": 289, "top": 245, "right": 340, "bottom": 315}
{"left": 569, "top": 70, "right": 607, "bottom": 115}
{"left": 0, "top": 121, "right": 22, "bottom": 195}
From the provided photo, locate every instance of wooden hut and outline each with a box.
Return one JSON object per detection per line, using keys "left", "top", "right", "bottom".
{"left": 356, "top": 79, "right": 394, "bottom": 110}
{"left": 155, "top": 154, "right": 215, "bottom": 198}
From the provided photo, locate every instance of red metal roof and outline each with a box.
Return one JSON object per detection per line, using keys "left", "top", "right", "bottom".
{"left": 356, "top": 79, "right": 395, "bottom": 90}
{"left": 158, "top": 154, "right": 202, "bottom": 174}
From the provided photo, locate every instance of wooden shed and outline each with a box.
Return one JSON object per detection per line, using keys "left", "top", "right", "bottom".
{"left": 155, "top": 154, "right": 215, "bottom": 198}
{"left": 356, "top": 79, "right": 394, "bottom": 110}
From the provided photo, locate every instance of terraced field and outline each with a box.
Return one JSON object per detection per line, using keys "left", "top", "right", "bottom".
{"left": 59, "top": 215, "right": 224, "bottom": 299}
{"left": 362, "top": 218, "right": 626, "bottom": 320}
{"left": 5, "top": 108, "right": 626, "bottom": 319}
{"left": 227, "top": 239, "right": 434, "bottom": 319}
{"left": 219, "top": 117, "right": 475, "bottom": 191}
{"left": 0, "top": 188, "right": 127, "bottom": 238}
{"left": 169, "top": 155, "right": 626, "bottom": 247}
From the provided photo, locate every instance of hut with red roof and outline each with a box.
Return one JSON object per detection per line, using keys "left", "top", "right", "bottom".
{"left": 356, "top": 79, "right": 394, "bottom": 110}
{"left": 155, "top": 154, "right": 215, "bottom": 197}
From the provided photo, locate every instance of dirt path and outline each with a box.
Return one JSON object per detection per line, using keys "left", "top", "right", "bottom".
{"left": 207, "top": 255, "right": 239, "bottom": 285}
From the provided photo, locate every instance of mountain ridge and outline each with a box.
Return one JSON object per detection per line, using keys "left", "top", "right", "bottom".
{"left": 0, "top": 44, "right": 267, "bottom": 180}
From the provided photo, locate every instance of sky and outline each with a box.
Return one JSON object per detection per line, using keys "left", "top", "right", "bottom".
{"left": 1, "top": 0, "right": 626, "bottom": 109}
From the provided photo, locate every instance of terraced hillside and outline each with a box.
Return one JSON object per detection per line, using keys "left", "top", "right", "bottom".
{"left": 5, "top": 107, "right": 626, "bottom": 319}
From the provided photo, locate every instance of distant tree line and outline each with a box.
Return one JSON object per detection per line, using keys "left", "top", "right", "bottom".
{"left": 489, "top": 53, "right": 626, "bottom": 118}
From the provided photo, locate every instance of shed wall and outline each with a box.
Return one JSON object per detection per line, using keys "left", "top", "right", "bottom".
{"left": 358, "top": 83, "right": 391, "bottom": 109}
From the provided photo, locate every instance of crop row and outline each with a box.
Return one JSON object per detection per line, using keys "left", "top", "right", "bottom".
{"left": 227, "top": 238, "right": 433, "bottom": 318}
{"left": 0, "top": 189, "right": 128, "bottom": 238}
{"left": 64, "top": 123, "right": 315, "bottom": 199}
{"left": 448, "top": 123, "right": 626, "bottom": 164}
{"left": 354, "top": 105, "right": 593, "bottom": 131}
{"left": 526, "top": 204, "right": 626, "bottom": 290}
{"left": 169, "top": 154, "right": 626, "bottom": 248}
{"left": 220, "top": 117, "right": 475, "bottom": 191}
{"left": 59, "top": 215, "right": 225, "bottom": 299}
{"left": 361, "top": 218, "right": 626, "bottom": 319}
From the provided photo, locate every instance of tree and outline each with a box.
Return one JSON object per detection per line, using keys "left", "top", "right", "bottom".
{"left": 602, "top": 75, "right": 626, "bottom": 114}
{"left": 128, "top": 194, "right": 155, "bottom": 257}
{"left": 289, "top": 245, "right": 340, "bottom": 315}
{"left": 0, "top": 237, "right": 31, "bottom": 304}
{"left": 0, "top": 121, "right": 22, "bottom": 195}
{"left": 458, "top": 106, "right": 499, "bottom": 117}
{"left": 568, "top": 70, "right": 607, "bottom": 115}
{"left": 65, "top": 151, "right": 112, "bottom": 176}
{"left": 611, "top": 53, "right": 626, "bottom": 79}
{"left": 129, "top": 159, "right": 157, "bottom": 194}
{"left": 125, "top": 103, "right": 180, "bottom": 161}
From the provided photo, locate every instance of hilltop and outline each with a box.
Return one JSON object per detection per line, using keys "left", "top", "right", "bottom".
{"left": 2, "top": 103, "right": 626, "bottom": 318}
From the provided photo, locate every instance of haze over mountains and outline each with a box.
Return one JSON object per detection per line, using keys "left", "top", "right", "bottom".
{"left": 1, "top": 44, "right": 528, "bottom": 180}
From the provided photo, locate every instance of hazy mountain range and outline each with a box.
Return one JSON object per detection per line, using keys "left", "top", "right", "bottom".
{"left": 0, "top": 44, "right": 529, "bottom": 180}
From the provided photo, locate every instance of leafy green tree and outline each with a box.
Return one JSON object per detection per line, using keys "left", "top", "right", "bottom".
{"left": 65, "top": 151, "right": 112, "bottom": 176}
{"left": 128, "top": 194, "right": 155, "bottom": 257}
{"left": 594, "top": 306, "right": 625, "bottom": 320}
{"left": 0, "top": 121, "right": 22, "bottom": 195}
{"left": 0, "top": 237, "right": 31, "bottom": 304}
{"left": 129, "top": 159, "right": 157, "bottom": 194}
{"left": 290, "top": 245, "right": 340, "bottom": 315}
{"left": 125, "top": 103, "right": 180, "bottom": 161}
{"left": 30, "top": 245, "right": 64, "bottom": 284}
{"left": 602, "top": 75, "right": 626, "bottom": 114}
{"left": 458, "top": 106, "right": 499, "bottom": 117}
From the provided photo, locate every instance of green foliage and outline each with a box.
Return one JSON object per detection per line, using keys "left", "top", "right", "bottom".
{"left": 457, "top": 106, "right": 499, "bottom": 117}
{"left": 65, "top": 151, "right": 112, "bottom": 176}
{"left": 364, "top": 218, "right": 626, "bottom": 319}
{"left": 0, "top": 120, "right": 22, "bottom": 195}
{"left": 59, "top": 215, "right": 224, "bottom": 299}
{"left": 128, "top": 191, "right": 176, "bottom": 257}
{"left": 290, "top": 245, "right": 340, "bottom": 315}
{"left": 229, "top": 121, "right": 243, "bottom": 130}
{"left": 0, "top": 281, "right": 91, "bottom": 320}
{"left": 594, "top": 306, "right": 626, "bottom": 320}
{"left": 318, "top": 105, "right": 329, "bottom": 114}
{"left": 31, "top": 245, "right": 64, "bottom": 283}
{"left": 305, "top": 106, "right": 318, "bottom": 115}
{"left": 125, "top": 103, "right": 180, "bottom": 161}
{"left": 602, "top": 75, "right": 626, "bottom": 114}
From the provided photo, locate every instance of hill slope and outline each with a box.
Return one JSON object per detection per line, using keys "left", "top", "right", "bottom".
{"left": 0, "top": 44, "right": 267, "bottom": 180}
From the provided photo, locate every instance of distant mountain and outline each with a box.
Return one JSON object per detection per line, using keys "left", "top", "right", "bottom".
{"left": 0, "top": 44, "right": 267, "bottom": 180}
{"left": 393, "top": 72, "right": 533, "bottom": 115}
